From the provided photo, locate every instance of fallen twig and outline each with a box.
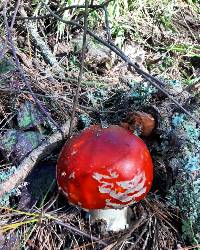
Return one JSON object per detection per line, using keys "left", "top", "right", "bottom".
{"left": 52, "top": 218, "right": 107, "bottom": 247}
{"left": 0, "top": 119, "right": 73, "bottom": 197}
{"left": 0, "top": 0, "right": 21, "bottom": 60}
{"left": 104, "top": 216, "right": 147, "bottom": 250}
{"left": 178, "top": 245, "right": 200, "bottom": 250}
{"left": 10, "top": 0, "right": 21, "bottom": 29}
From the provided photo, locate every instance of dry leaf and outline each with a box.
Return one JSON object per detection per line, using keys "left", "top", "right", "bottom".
{"left": 121, "top": 111, "right": 155, "bottom": 136}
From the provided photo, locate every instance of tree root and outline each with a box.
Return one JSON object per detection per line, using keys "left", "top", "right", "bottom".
{"left": 0, "top": 119, "right": 73, "bottom": 197}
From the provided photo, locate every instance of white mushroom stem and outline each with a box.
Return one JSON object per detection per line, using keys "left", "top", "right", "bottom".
{"left": 89, "top": 207, "right": 130, "bottom": 231}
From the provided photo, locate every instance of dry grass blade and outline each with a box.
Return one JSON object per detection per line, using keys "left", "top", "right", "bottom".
{"left": 178, "top": 245, "right": 200, "bottom": 250}
{"left": 16, "top": 0, "right": 114, "bottom": 21}
{"left": 68, "top": 0, "right": 89, "bottom": 137}
{"left": 144, "top": 199, "right": 179, "bottom": 234}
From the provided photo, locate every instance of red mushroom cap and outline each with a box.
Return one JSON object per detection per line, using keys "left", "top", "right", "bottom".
{"left": 57, "top": 125, "right": 153, "bottom": 210}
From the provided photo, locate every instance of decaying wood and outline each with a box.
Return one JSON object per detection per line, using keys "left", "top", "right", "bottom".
{"left": 19, "top": 6, "right": 65, "bottom": 77}
{"left": 0, "top": 119, "right": 73, "bottom": 197}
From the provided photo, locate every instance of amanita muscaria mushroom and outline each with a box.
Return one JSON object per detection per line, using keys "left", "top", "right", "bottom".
{"left": 57, "top": 125, "right": 153, "bottom": 231}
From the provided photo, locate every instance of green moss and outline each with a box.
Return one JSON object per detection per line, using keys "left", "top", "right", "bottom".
{"left": 168, "top": 113, "right": 200, "bottom": 244}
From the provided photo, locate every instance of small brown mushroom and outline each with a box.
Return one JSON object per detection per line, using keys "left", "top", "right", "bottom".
{"left": 121, "top": 111, "right": 155, "bottom": 136}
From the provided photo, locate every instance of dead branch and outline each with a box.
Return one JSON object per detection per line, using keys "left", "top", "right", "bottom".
{"left": 0, "top": 119, "right": 73, "bottom": 197}
{"left": 0, "top": 0, "right": 21, "bottom": 60}
{"left": 68, "top": 0, "right": 89, "bottom": 137}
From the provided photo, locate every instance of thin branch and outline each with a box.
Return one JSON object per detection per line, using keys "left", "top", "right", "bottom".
{"left": 42, "top": 5, "right": 200, "bottom": 126}
{"left": 103, "top": 5, "right": 112, "bottom": 42}
{"left": 43, "top": 190, "right": 60, "bottom": 212}
{"left": 68, "top": 0, "right": 89, "bottom": 137}
{"left": 3, "top": 3, "right": 61, "bottom": 131}
{"left": 0, "top": 0, "right": 21, "bottom": 60}
{"left": 178, "top": 245, "right": 200, "bottom": 250}
{"left": 52, "top": 219, "right": 107, "bottom": 246}
{"left": 16, "top": 0, "right": 114, "bottom": 21}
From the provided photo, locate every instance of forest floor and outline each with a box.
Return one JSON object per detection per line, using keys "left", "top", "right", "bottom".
{"left": 0, "top": 1, "right": 200, "bottom": 249}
